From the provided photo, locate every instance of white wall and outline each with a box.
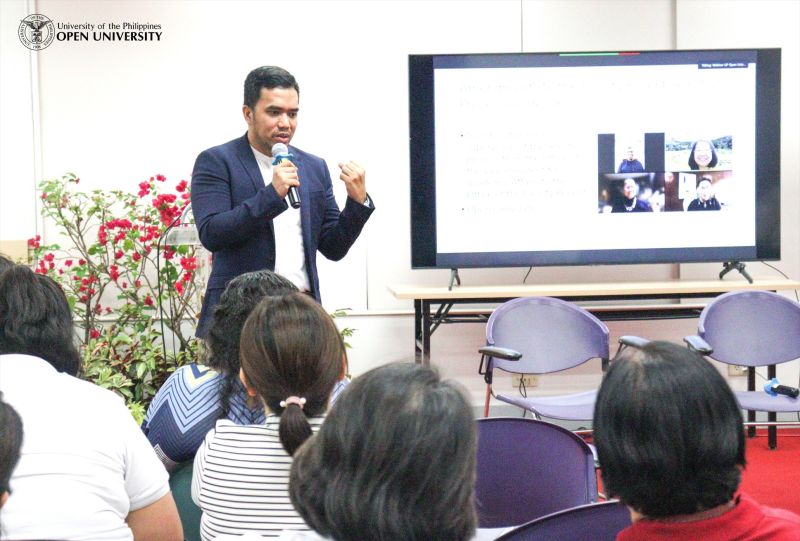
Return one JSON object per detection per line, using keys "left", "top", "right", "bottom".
{"left": 1, "top": 0, "right": 798, "bottom": 406}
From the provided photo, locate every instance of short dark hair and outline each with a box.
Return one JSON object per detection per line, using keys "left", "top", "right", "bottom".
{"left": 205, "top": 270, "right": 298, "bottom": 419}
{"left": 688, "top": 139, "right": 719, "bottom": 169}
{"left": 239, "top": 292, "right": 344, "bottom": 456}
{"left": 0, "top": 254, "right": 15, "bottom": 276}
{"left": 0, "top": 266, "right": 81, "bottom": 376}
{"left": 289, "top": 363, "right": 478, "bottom": 541}
{"left": 243, "top": 66, "right": 300, "bottom": 109}
{"left": 0, "top": 392, "right": 24, "bottom": 498}
{"left": 593, "top": 341, "right": 745, "bottom": 518}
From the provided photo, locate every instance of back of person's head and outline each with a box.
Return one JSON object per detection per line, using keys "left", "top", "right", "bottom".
{"left": 289, "top": 362, "right": 478, "bottom": 541}
{"left": 0, "top": 254, "right": 15, "bottom": 276}
{"left": 0, "top": 265, "right": 81, "bottom": 376}
{"left": 206, "top": 270, "right": 298, "bottom": 416}
{"left": 239, "top": 292, "right": 343, "bottom": 456}
{"left": 0, "top": 392, "right": 24, "bottom": 510}
{"left": 244, "top": 66, "right": 300, "bottom": 108}
{"left": 594, "top": 341, "right": 745, "bottom": 518}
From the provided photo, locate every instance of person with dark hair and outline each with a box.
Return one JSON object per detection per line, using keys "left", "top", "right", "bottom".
{"left": 0, "top": 265, "right": 182, "bottom": 541}
{"left": 145, "top": 270, "right": 300, "bottom": 470}
{"left": 0, "top": 392, "right": 23, "bottom": 511}
{"left": 593, "top": 341, "right": 800, "bottom": 540}
{"left": 687, "top": 176, "right": 722, "bottom": 211}
{"left": 611, "top": 178, "right": 652, "bottom": 213}
{"left": 0, "top": 254, "right": 15, "bottom": 275}
{"left": 285, "top": 363, "right": 478, "bottom": 541}
{"left": 191, "top": 65, "right": 375, "bottom": 338}
{"left": 192, "top": 292, "right": 346, "bottom": 539}
{"left": 688, "top": 139, "right": 719, "bottom": 170}
{"left": 617, "top": 147, "right": 645, "bottom": 174}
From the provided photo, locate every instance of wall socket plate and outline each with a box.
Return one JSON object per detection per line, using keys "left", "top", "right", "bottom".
{"left": 728, "top": 365, "right": 749, "bottom": 377}
{"left": 511, "top": 374, "right": 539, "bottom": 387}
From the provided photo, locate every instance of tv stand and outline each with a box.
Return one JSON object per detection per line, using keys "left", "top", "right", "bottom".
{"left": 448, "top": 268, "right": 462, "bottom": 291}
{"left": 720, "top": 261, "right": 753, "bottom": 284}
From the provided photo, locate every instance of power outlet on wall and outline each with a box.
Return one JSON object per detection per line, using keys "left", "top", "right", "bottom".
{"left": 511, "top": 374, "right": 539, "bottom": 387}
{"left": 728, "top": 365, "right": 749, "bottom": 377}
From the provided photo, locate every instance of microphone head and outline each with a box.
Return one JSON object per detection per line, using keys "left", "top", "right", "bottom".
{"left": 271, "top": 143, "right": 289, "bottom": 157}
{"left": 764, "top": 377, "right": 778, "bottom": 396}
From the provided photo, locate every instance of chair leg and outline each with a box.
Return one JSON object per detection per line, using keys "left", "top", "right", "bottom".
{"left": 484, "top": 384, "right": 491, "bottom": 417}
{"left": 769, "top": 412, "right": 777, "bottom": 450}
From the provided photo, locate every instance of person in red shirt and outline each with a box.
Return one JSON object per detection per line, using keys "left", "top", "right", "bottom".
{"left": 593, "top": 341, "right": 800, "bottom": 540}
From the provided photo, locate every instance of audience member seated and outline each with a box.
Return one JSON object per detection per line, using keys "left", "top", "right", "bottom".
{"left": 0, "top": 392, "right": 23, "bottom": 534}
{"left": 192, "top": 292, "right": 347, "bottom": 539}
{"left": 0, "top": 254, "right": 14, "bottom": 275}
{"left": 0, "top": 265, "right": 182, "bottom": 541}
{"left": 142, "top": 270, "right": 348, "bottom": 471}
{"left": 284, "top": 362, "right": 478, "bottom": 541}
{"left": 593, "top": 341, "right": 800, "bottom": 541}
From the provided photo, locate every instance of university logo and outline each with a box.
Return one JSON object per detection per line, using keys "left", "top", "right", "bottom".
{"left": 18, "top": 14, "right": 55, "bottom": 50}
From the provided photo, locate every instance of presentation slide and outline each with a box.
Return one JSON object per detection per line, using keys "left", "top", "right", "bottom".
{"left": 432, "top": 57, "right": 757, "bottom": 256}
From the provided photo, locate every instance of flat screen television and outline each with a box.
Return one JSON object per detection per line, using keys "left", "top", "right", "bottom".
{"left": 409, "top": 48, "right": 781, "bottom": 270}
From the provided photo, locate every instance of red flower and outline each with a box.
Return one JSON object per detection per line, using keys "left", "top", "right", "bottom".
{"left": 156, "top": 174, "right": 166, "bottom": 182}
{"left": 89, "top": 328, "right": 101, "bottom": 339}
{"left": 40, "top": 192, "right": 47, "bottom": 200}
{"left": 109, "top": 265, "right": 120, "bottom": 281}
{"left": 43, "top": 253, "right": 55, "bottom": 262}
{"left": 114, "top": 250, "right": 124, "bottom": 260}
{"left": 78, "top": 259, "right": 86, "bottom": 265}
{"left": 144, "top": 295, "right": 154, "bottom": 306}
{"left": 132, "top": 253, "right": 141, "bottom": 262}
{"left": 174, "top": 281, "right": 184, "bottom": 294}
{"left": 175, "top": 179, "right": 188, "bottom": 193}
{"left": 64, "top": 259, "right": 73, "bottom": 267}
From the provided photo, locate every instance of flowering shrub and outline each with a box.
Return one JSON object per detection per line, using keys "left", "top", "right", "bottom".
{"left": 29, "top": 172, "right": 202, "bottom": 422}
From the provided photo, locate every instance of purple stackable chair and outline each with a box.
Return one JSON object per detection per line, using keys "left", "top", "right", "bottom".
{"left": 475, "top": 417, "right": 598, "bottom": 528}
{"left": 478, "top": 296, "right": 610, "bottom": 419}
{"left": 686, "top": 290, "right": 800, "bottom": 449}
{"left": 494, "top": 501, "right": 631, "bottom": 541}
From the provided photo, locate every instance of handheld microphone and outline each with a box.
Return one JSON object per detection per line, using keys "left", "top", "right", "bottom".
{"left": 764, "top": 378, "right": 800, "bottom": 399}
{"left": 271, "top": 143, "right": 300, "bottom": 209}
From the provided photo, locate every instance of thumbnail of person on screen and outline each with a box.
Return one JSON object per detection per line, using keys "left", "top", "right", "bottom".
{"left": 618, "top": 147, "right": 645, "bottom": 174}
{"left": 688, "top": 139, "right": 719, "bottom": 170}
{"left": 611, "top": 178, "right": 652, "bottom": 213}
{"left": 687, "top": 177, "right": 722, "bottom": 211}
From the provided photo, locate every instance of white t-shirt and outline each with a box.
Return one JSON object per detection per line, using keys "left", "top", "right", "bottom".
{"left": 251, "top": 145, "right": 310, "bottom": 292}
{"left": 0, "top": 353, "right": 170, "bottom": 541}
{"left": 192, "top": 415, "right": 324, "bottom": 540}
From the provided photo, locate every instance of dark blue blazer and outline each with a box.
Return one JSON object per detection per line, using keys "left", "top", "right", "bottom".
{"left": 191, "top": 134, "right": 374, "bottom": 337}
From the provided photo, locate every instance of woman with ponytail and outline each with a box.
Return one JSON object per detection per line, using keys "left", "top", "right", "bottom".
{"left": 191, "top": 292, "right": 345, "bottom": 540}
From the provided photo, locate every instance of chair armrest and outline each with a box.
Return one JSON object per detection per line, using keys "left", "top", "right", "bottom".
{"left": 684, "top": 335, "right": 713, "bottom": 355}
{"left": 478, "top": 346, "right": 522, "bottom": 360}
{"left": 618, "top": 335, "right": 650, "bottom": 349}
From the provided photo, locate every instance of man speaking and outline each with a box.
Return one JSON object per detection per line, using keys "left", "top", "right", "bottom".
{"left": 191, "top": 66, "right": 375, "bottom": 338}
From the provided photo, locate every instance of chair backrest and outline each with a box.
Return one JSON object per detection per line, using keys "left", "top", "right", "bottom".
{"left": 475, "top": 417, "right": 598, "bottom": 528}
{"left": 495, "top": 501, "right": 631, "bottom": 541}
{"left": 699, "top": 290, "right": 800, "bottom": 367}
{"left": 169, "top": 459, "right": 202, "bottom": 541}
{"left": 486, "top": 297, "right": 609, "bottom": 374}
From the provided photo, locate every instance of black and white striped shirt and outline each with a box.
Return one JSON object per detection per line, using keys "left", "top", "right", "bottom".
{"left": 192, "top": 415, "right": 324, "bottom": 540}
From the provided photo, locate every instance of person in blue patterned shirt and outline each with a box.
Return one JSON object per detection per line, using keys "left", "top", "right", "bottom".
{"left": 141, "top": 270, "right": 347, "bottom": 471}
